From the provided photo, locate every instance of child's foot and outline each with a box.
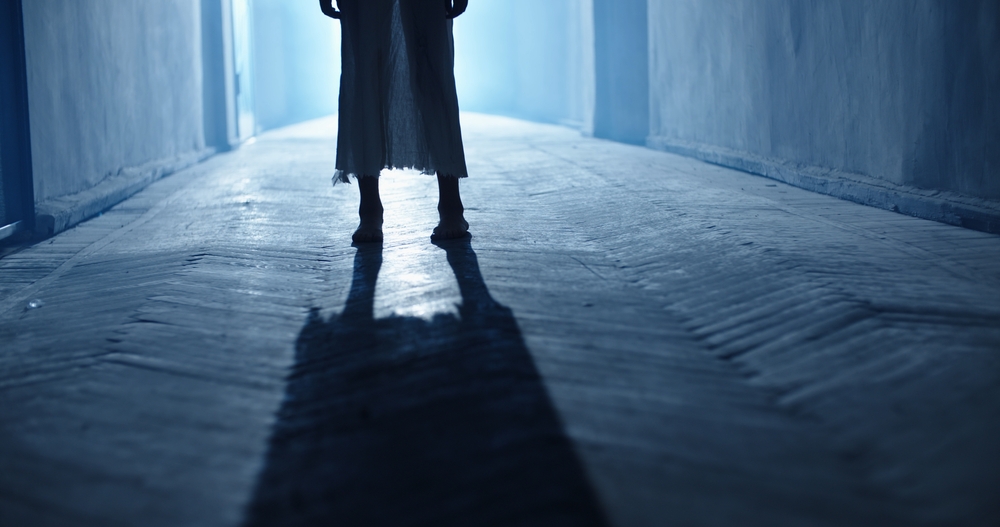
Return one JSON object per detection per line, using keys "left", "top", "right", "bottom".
{"left": 431, "top": 208, "right": 469, "bottom": 240}
{"left": 353, "top": 209, "right": 383, "bottom": 243}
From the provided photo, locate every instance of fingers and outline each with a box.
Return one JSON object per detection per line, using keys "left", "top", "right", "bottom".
{"left": 446, "top": 0, "right": 468, "bottom": 19}
{"left": 318, "top": 0, "right": 340, "bottom": 19}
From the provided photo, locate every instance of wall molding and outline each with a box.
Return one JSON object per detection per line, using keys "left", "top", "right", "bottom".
{"left": 647, "top": 136, "right": 1000, "bottom": 235}
{"left": 34, "top": 148, "right": 215, "bottom": 238}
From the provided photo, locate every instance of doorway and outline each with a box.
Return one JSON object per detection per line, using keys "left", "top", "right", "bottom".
{"left": 0, "top": 0, "right": 34, "bottom": 241}
{"left": 593, "top": 0, "right": 648, "bottom": 145}
{"left": 231, "top": 0, "right": 256, "bottom": 142}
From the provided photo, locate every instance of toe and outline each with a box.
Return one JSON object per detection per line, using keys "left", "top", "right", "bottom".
{"left": 431, "top": 217, "right": 470, "bottom": 240}
{"left": 352, "top": 229, "right": 382, "bottom": 243}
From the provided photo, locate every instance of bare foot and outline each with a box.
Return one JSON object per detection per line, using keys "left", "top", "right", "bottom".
{"left": 353, "top": 207, "right": 383, "bottom": 243}
{"left": 353, "top": 175, "right": 383, "bottom": 243}
{"left": 431, "top": 208, "right": 469, "bottom": 240}
{"left": 432, "top": 174, "right": 469, "bottom": 240}
{"left": 353, "top": 221, "right": 383, "bottom": 243}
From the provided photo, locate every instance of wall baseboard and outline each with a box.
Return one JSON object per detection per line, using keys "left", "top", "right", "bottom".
{"left": 647, "top": 136, "right": 1000, "bottom": 235}
{"left": 33, "top": 148, "right": 215, "bottom": 238}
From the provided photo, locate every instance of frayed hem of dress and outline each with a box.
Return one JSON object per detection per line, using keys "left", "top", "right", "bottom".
{"left": 333, "top": 167, "right": 468, "bottom": 185}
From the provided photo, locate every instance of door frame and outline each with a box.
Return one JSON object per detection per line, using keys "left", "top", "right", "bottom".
{"left": 0, "top": 0, "right": 34, "bottom": 241}
{"left": 230, "top": 0, "right": 256, "bottom": 142}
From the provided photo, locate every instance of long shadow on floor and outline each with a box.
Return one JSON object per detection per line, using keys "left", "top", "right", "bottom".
{"left": 244, "top": 240, "right": 607, "bottom": 527}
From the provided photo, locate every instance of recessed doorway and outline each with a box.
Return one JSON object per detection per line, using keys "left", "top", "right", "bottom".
{"left": 0, "top": 0, "right": 34, "bottom": 242}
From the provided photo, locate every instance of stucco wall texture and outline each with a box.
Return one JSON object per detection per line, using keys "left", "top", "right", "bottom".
{"left": 22, "top": 0, "right": 205, "bottom": 203}
{"left": 649, "top": 0, "right": 1000, "bottom": 200}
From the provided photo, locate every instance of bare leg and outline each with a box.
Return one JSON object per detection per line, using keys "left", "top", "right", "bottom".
{"left": 432, "top": 174, "right": 469, "bottom": 240}
{"left": 353, "top": 175, "right": 384, "bottom": 243}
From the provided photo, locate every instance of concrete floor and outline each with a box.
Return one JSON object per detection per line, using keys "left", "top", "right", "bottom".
{"left": 1, "top": 114, "right": 998, "bottom": 527}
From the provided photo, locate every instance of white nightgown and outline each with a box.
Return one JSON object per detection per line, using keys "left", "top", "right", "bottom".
{"left": 334, "top": 0, "right": 468, "bottom": 183}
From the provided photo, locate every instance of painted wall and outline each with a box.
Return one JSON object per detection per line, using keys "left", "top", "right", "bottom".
{"left": 251, "top": 0, "right": 340, "bottom": 133}
{"left": 649, "top": 0, "right": 1000, "bottom": 200}
{"left": 22, "top": 0, "right": 206, "bottom": 204}
{"left": 454, "top": 0, "right": 594, "bottom": 130}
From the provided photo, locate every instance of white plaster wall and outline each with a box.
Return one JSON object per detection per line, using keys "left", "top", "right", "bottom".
{"left": 22, "top": 0, "right": 205, "bottom": 203}
{"left": 649, "top": 0, "right": 1000, "bottom": 199}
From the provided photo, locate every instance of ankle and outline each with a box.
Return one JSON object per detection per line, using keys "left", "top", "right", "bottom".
{"left": 438, "top": 201, "right": 464, "bottom": 215}
{"left": 359, "top": 203, "right": 383, "bottom": 220}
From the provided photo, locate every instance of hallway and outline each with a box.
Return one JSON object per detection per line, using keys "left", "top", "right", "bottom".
{"left": 1, "top": 114, "right": 999, "bottom": 526}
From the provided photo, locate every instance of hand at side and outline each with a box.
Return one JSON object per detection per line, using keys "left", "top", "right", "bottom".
{"left": 446, "top": 0, "right": 468, "bottom": 19}
{"left": 319, "top": 0, "right": 340, "bottom": 19}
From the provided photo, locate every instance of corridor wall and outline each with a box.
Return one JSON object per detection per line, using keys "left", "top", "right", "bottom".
{"left": 251, "top": 0, "right": 340, "bottom": 133}
{"left": 22, "top": 0, "right": 211, "bottom": 236}
{"left": 647, "top": 0, "right": 1000, "bottom": 227}
{"left": 453, "top": 0, "right": 594, "bottom": 131}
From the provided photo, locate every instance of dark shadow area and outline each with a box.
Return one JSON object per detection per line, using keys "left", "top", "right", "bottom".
{"left": 245, "top": 240, "right": 607, "bottom": 527}
{"left": 0, "top": 0, "right": 35, "bottom": 240}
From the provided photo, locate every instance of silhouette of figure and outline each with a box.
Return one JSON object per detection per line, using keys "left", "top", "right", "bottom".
{"left": 244, "top": 240, "right": 607, "bottom": 527}
{"left": 320, "top": 0, "right": 471, "bottom": 243}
